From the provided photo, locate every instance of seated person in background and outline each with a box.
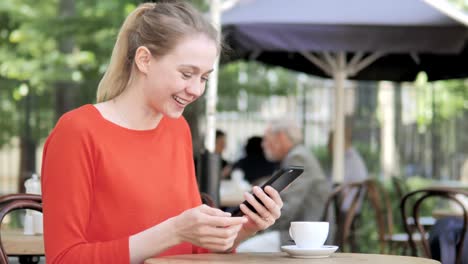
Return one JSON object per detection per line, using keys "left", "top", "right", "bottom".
{"left": 328, "top": 126, "right": 368, "bottom": 250}
{"left": 232, "top": 136, "right": 279, "bottom": 185}
{"left": 237, "top": 118, "right": 330, "bottom": 252}
{"left": 328, "top": 126, "right": 368, "bottom": 212}
{"left": 215, "top": 129, "right": 232, "bottom": 178}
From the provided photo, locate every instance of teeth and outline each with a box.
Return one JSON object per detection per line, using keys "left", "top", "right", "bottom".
{"left": 173, "top": 96, "right": 188, "bottom": 105}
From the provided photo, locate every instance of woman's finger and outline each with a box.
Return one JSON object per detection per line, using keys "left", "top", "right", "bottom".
{"left": 243, "top": 191, "right": 270, "bottom": 219}
{"left": 197, "top": 223, "right": 243, "bottom": 239}
{"left": 264, "top": 185, "right": 283, "bottom": 208}
{"left": 239, "top": 203, "right": 270, "bottom": 229}
{"left": 252, "top": 186, "right": 281, "bottom": 219}
{"left": 198, "top": 231, "right": 238, "bottom": 245}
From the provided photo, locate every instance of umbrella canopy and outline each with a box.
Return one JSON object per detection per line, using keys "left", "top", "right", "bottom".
{"left": 222, "top": 0, "right": 468, "bottom": 81}
{"left": 220, "top": 0, "right": 468, "bottom": 182}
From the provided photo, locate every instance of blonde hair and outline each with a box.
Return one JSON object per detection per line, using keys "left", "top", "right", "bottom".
{"left": 96, "top": 1, "right": 220, "bottom": 102}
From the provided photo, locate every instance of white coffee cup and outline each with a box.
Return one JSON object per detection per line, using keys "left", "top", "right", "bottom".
{"left": 289, "top": 221, "right": 329, "bottom": 248}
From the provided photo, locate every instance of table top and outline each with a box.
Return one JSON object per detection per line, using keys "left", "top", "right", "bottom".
{"left": 145, "top": 253, "right": 440, "bottom": 264}
{"left": 1, "top": 229, "right": 44, "bottom": 256}
{"left": 432, "top": 209, "right": 463, "bottom": 219}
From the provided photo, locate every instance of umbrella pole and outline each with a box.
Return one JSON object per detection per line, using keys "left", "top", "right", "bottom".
{"left": 302, "top": 51, "right": 384, "bottom": 183}
{"left": 300, "top": 51, "right": 346, "bottom": 183}
{"left": 205, "top": 0, "right": 221, "bottom": 153}
{"left": 332, "top": 52, "right": 347, "bottom": 183}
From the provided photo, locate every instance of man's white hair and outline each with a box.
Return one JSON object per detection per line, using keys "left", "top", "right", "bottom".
{"left": 268, "top": 118, "right": 303, "bottom": 145}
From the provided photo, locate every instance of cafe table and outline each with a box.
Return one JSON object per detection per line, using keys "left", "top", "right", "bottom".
{"left": 1, "top": 229, "right": 44, "bottom": 256}
{"left": 432, "top": 209, "right": 463, "bottom": 219}
{"left": 145, "top": 252, "right": 440, "bottom": 264}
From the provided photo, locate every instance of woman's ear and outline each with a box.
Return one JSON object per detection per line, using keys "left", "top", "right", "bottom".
{"left": 134, "top": 46, "right": 152, "bottom": 74}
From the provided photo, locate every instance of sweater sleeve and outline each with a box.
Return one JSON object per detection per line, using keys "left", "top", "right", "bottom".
{"left": 41, "top": 115, "right": 130, "bottom": 264}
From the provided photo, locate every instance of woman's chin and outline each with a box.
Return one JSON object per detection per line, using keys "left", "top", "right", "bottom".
{"left": 164, "top": 109, "right": 185, "bottom": 119}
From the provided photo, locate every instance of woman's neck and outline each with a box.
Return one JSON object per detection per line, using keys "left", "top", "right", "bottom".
{"left": 96, "top": 82, "right": 163, "bottom": 130}
{"left": 109, "top": 87, "right": 163, "bottom": 131}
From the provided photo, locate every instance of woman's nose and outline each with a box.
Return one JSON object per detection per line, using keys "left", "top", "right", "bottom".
{"left": 186, "top": 81, "right": 204, "bottom": 97}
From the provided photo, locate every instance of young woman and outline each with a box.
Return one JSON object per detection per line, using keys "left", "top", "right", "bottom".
{"left": 41, "top": 2, "right": 283, "bottom": 264}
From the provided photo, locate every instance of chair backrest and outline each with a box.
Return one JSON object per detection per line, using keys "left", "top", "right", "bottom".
{"left": 400, "top": 187, "right": 468, "bottom": 264}
{"left": 392, "top": 176, "right": 409, "bottom": 201}
{"left": 200, "top": 192, "right": 216, "bottom": 208}
{"left": 321, "top": 180, "right": 367, "bottom": 251}
{"left": 321, "top": 179, "right": 394, "bottom": 253}
{"left": 0, "top": 194, "right": 42, "bottom": 264}
{"left": 365, "top": 180, "right": 394, "bottom": 253}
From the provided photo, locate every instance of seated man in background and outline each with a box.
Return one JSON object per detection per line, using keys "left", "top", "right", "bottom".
{"left": 231, "top": 136, "right": 279, "bottom": 185}
{"left": 237, "top": 118, "right": 330, "bottom": 252}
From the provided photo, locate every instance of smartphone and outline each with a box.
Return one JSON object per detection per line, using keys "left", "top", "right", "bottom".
{"left": 229, "top": 166, "right": 304, "bottom": 216}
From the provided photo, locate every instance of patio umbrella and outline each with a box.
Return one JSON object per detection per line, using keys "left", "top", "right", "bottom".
{"left": 221, "top": 0, "right": 468, "bottom": 182}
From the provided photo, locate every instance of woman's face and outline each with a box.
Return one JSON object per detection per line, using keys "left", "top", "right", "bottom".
{"left": 141, "top": 34, "right": 218, "bottom": 118}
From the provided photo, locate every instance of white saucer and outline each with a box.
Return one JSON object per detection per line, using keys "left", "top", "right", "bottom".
{"left": 281, "top": 245, "right": 339, "bottom": 258}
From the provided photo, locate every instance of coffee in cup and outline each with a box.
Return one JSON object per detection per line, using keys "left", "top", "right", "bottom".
{"left": 289, "top": 221, "right": 329, "bottom": 248}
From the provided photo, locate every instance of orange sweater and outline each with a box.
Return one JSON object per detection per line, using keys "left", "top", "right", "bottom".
{"left": 41, "top": 104, "right": 208, "bottom": 264}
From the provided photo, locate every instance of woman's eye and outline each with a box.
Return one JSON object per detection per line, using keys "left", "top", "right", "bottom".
{"left": 201, "top": 76, "right": 209, "bottom": 82}
{"left": 182, "top": 73, "right": 192, "bottom": 79}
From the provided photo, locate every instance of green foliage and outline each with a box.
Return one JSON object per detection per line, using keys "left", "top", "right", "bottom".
{"left": 414, "top": 73, "right": 467, "bottom": 132}
{"left": 188, "top": 0, "right": 209, "bottom": 11}
{"left": 448, "top": 0, "right": 468, "bottom": 10}
{"left": 312, "top": 145, "right": 331, "bottom": 172}
{"left": 219, "top": 61, "right": 298, "bottom": 97}
{"left": 0, "top": 0, "right": 141, "bottom": 146}
{"left": 312, "top": 143, "right": 380, "bottom": 176}
{"left": 217, "top": 61, "right": 300, "bottom": 111}
{"left": 355, "top": 177, "right": 437, "bottom": 254}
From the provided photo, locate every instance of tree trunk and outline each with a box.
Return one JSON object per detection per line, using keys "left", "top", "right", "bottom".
{"left": 17, "top": 0, "right": 77, "bottom": 192}
{"left": 431, "top": 85, "right": 440, "bottom": 179}
{"left": 17, "top": 92, "right": 36, "bottom": 193}
{"left": 55, "top": 0, "right": 77, "bottom": 121}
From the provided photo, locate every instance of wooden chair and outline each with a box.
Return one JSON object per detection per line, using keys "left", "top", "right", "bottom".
{"left": 200, "top": 192, "right": 216, "bottom": 208}
{"left": 323, "top": 179, "right": 412, "bottom": 254}
{"left": 0, "top": 194, "right": 42, "bottom": 264}
{"left": 388, "top": 177, "right": 436, "bottom": 255}
{"left": 400, "top": 187, "right": 468, "bottom": 264}
{"left": 365, "top": 180, "right": 395, "bottom": 253}
{"left": 392, "top": 177, "right": 436, "bottom": 228}
{"left": 321, "top": 181, "right": 368, "bottom": 252}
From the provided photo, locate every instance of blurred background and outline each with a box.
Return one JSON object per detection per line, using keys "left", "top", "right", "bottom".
{"left": 0, "top": 0, "right": 467, "bottom": 258}
{"left": 0, "top": 0, "right": 466, "bottom": 192}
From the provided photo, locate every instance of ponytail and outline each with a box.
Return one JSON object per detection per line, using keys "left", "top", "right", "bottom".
{"left": 96, "top": 3, "right": 153, "bottom": 102}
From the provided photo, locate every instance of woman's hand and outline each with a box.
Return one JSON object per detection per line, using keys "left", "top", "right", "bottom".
{"left": 172, "top": 204, "right": 247, "bottom": 252}
{"left": 239, "top": 185, "right": 283, "bottom": 234}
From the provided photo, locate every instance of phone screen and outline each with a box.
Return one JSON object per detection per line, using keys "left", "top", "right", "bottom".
{"left": 228, "top": 166, "right": 304, "bottom": 216}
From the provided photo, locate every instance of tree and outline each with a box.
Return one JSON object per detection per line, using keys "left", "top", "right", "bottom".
{"left": 0, "top": 0, "right": 140, "bottom": 191}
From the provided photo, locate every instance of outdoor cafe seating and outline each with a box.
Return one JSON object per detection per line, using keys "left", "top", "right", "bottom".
{"left": 3, "top": 183, "right": 468, "bottom": 264}
{"left": 0, "top": 194, "right": 43, "bottom": 264}
{"left": 400, "top": 187, "right": 468, "bottom": 264}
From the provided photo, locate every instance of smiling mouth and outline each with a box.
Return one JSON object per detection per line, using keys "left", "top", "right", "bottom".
{"left": 173, "top": 95, "right": 190, "bottom": 106}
